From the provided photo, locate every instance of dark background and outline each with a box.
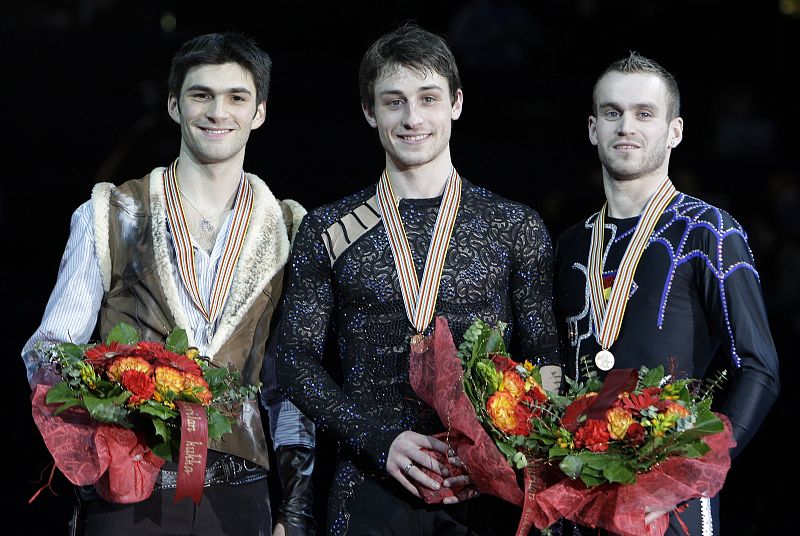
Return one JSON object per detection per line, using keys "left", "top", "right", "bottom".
{"left": 6, "top": 1, "right": 797, "bottom": 533}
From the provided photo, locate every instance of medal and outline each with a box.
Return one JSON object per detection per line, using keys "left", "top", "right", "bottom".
{"left": 376, "top": 168, "right": 462, "bottom": 349}
{"left": 587, "top": 176, "right": 677, "bottom": 369}
{"left": 410, "top": 332, "right": 431, "bottom": 352}
{"left": 594, "top": 349, "right": 615, "bottom": 371}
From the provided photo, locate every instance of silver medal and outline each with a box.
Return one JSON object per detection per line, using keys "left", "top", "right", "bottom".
{"left": 595, "top": 349, "right": 615, "bottom": 371}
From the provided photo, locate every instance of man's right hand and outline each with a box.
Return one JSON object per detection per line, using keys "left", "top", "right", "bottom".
{"left": 386, "top": 431, "right": 478, "bottom": 503}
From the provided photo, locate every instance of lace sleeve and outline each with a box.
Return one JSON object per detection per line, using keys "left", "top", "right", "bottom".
{"left": 511, "top": 209, "right": 561, "bottom": 366}
{"left": 274, "top": 215, "right": 403, "bottom": 471}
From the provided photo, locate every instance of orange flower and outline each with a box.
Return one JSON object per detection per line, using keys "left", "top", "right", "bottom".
{"left": 182, "top": 372, "right": 212, "bottom": 405}
{"left": 106, "top": 356, "right": 153, "bottom": 382}
{"left": 154, "top": 365, "right": 185, "bottom": 398}
{"left": 661, "top": 401, "right": 690, "bottom": 419}
{"left": 487, "top": 391, "right": 531, "bottom": 435}
{"left": 500, "top": 370, "right": 526, "bottom": 399}
{"left": 606, "top": 407, "right": 635, "bottom": 440}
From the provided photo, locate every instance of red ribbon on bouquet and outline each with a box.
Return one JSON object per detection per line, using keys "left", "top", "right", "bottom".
{"left": 174, "top": 401, "right": 208, "bottom": 504}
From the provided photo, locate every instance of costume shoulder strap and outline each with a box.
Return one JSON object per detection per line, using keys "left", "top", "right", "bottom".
{"left": 322, "top": 195, "right": 381, "bottom": 267}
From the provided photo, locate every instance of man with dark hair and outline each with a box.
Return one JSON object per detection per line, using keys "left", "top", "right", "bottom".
{"left": 23, "top": 32, "right": 315, "bottom": 536}
{"left": 554, "top": 51, "right": 780, "bottom": 534}
{"left": 273, "top": 23, "right": 561, "bottom": 535}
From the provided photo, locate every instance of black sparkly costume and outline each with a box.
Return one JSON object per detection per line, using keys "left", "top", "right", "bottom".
{"left": 554, "top": 193, "right": 780, "bottom": 535}
{"left": 275, "top": 178, "right": 560, "bottom": 534}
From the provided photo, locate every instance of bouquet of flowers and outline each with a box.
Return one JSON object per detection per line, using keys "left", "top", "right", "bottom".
{"left": 409, "top": 317, "right": 735, "bottom": 536}
{"left": 30, "top": 323, "right": 259, "bottom": 504}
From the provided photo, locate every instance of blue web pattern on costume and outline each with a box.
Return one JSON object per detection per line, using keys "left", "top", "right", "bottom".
{"left": 610, "top": 193, "right": 759, "bottom": 367}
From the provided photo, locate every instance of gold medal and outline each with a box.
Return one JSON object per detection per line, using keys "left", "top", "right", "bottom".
{"left": 595, "top": 349, "right": 615, "bottom": 371}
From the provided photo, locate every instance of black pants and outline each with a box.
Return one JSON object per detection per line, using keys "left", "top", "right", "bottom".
{"left": 336, "top": 469, "right": 521, "bottom": 536}
{"left": 73, "top": 456, "right": 272, "bottom": 536}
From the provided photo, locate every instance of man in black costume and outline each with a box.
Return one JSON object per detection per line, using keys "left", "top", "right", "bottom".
{"left": 273, "top": 23, "right": 561, "bottom": 535}
{"left": 554, "top": 51, "right": 780, "bottom": 534}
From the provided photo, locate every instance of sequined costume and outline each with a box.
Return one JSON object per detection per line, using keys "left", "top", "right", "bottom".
{"left": 554, "top": 193, "right": 780, "bottom": 535}
{"left": 274, "top": 178, "right": 560, "bottom": 534}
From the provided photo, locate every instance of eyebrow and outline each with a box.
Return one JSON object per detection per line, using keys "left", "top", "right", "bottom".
{"left": 599, "top": 100, "right": 661, "bottom": 110}
{"left": 185, "top": 84, "right": 253, "bottom": 95}
{"left": 378, "top": 84, "right": 445, "bottom": 98}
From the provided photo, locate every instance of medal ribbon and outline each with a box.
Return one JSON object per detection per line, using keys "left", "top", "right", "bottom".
{"left": 376, "top": 168, "right": 461, "bottom": 334}
{"left": 164, "top": 160, "right": 254, "bottom": 323}
{"left": 588, "top": 176, "right": 677, "bottom": 350}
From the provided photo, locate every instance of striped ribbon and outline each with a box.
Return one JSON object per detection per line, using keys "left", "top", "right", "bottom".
{"left": 163, "top": 160, "right": 253, "bottom": 323}
{"left": 588, "top": 176, "right": 677, "bottom": 350}
{"left": 376, "top": 168, "right": 461, "bottom": 335}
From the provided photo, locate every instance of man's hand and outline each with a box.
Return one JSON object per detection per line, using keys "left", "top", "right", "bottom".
{"left": 539, "top": 365, "right": 562, "bottom": 392}
{"left": 273, "top": 522, "right": 286, "bottom": 536}
{"left": 386, "top": 431, "right": 479, "bottom": 503}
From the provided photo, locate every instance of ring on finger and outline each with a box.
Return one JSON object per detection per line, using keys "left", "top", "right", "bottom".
{"left": 403, "top": 461, "right": 414, "bottom": 475}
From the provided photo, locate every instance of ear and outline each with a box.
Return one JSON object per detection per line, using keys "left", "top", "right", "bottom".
{"left": 251, "top": 100, "right": 267, "bottom": 130}
{"left": 362, "top": 102, "right": 378, "bottom": 128}
{"left": 451, "top": 89, "right": 464, "bottom": 120}
{"left": 168, "top": 94, "right": 181, "bottom": 125}
{"left": 667, "top": 116, "right": 684, "bottom": 149}
{"left": 588, "top": 115, "right": 598, "bottom": 146}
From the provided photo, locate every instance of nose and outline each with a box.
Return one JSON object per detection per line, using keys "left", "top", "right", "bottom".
{"left": 402, "top": 102, "right": 423, "bottom": 129}
{"left": 617, "top": 112, "right": 635, "bottom": 136}
{"left": 206, "top": 98, "right": 230, "bottom": 122}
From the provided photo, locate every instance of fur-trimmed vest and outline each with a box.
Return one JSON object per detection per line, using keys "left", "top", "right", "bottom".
{"left": 90, "top": 168, "right": 305, "bottom": 469}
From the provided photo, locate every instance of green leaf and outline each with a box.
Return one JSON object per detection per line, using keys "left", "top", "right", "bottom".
{"left": 106, "top": 323, "right": 140, "bottom": 345}
{"left": 165, "top": 328, "right": 189, "bottom": 354}
{"left": 580, "top": 472, "right": 606, "bottom": 487}
{"left": 603, "top": 461, "right": 636, "bottom": 484}
{"left": 681, "top": 441, "right": 711, "bottom": 458}
{"left": 641, "top": 365, "right": 665, "bottom": 388}
{"left": 45, "top": 381, "right": 80, "bottom": 405}
{"left": 151, "top": 417, "right": 172, "bottom": 443}
{"left": 55, "top": 343, "right": 87, "bottom": 364}
{"left": 151, "top": 439, "right": 174, "bottom": 462}
{"left": 207, "top": 407, "right": 232, "bottom": 440}
{"left": 138, "top": 400, "right": 178, "bottom": 420}
{"left": 83, "top": 392, "right": 132, "bottom": 426}
{"left": 559, "top": 455, "right": 583, "bottom": 478}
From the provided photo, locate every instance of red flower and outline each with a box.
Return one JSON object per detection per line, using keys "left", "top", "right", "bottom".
{"left": 84, "top": 341, "right": 130, "bottom": 370}
{"left": 490, "top": 353, "right": 517, "bottom": 373}
{"left": 154, "top": 352, "right": 202, "bottom": 377}
{"left": 523, "top": 385, "right": 548, "bottom": 418}
{"left": 625, "top": 422, "right": 646, "bottom": 446}
{"left": 121, "top": 369, "right": 155, "bottom": 405}
{"left": 617, "top": 387, "right": 662, "bottom": 416}
{"left": 574, "top": 419, "right": 610, "bottom": 452}
{"left": 561, "top": 393, "right": 598, "bottom": 432}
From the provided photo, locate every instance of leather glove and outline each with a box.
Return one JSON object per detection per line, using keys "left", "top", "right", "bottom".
{"left": 274, "top": 446, "right": 316, "bottom": 536}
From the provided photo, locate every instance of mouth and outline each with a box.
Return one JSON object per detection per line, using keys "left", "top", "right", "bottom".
{"left": 199, "top": 127, "right": 234, "bottom": 136}
{"left": 612, "top": 142, "right": 641, "bottom": 150}
{"left": 398, "top": 133, "right": 432, "bottom": 143}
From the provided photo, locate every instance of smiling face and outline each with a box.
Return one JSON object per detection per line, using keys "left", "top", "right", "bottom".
{"left": 589, "top": 71, "right": 682, "bottom": 183}
{"left": 168, "top": 62, "right": 266, "bottom": 166}
{"left": 362, "top": 64, "right": 463, "bottom": 173}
